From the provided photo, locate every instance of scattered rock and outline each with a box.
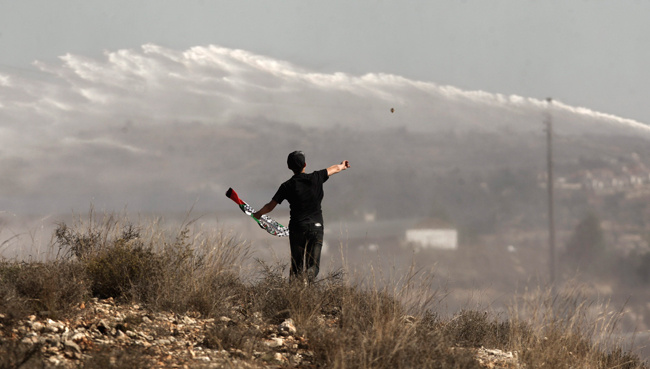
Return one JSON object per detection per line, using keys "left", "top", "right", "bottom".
{"left": 279, "top": 318, "right": 297, "bottom": 336}
{"left": 63, "top": 340, "right": 82, "bottom": 359}
{"left": 265, "top": 337, "right": 285, "bottom": 348}
{"left": 261, "top": 351, "right": 284, "bottom": 363}
{"left": 2, "top": 297, "right": 523, "bottom": 369}
{"left": 476, "top": 346, "right": 521, "bottom": 369}
{"left": 31, "top": 321, "right": 44, "bottom": 332}
{"left": 219, "top": 316, "right": 233, "bottom": 325}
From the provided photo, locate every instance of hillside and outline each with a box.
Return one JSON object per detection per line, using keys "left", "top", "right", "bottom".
{"left": 3, "top": 43, "right": 650, "bottom": 217}
{"left": 1, "top": 216, "right": 647, "bottom": 368}
{"left": 3, "top": 296, "right": 524, "bottom": 368}
{"left": 3, "top": 43, "right": 650, "bottom": 367}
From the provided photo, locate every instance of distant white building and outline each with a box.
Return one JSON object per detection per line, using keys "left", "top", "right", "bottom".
{"left": 404, "top": 218, "right": 458, "bottom": 250}
{"left": 328, "top": 217, "right": 458, "bottom": 251}
{"left": 406, "top": 228, "right": 458, "bottom": 250}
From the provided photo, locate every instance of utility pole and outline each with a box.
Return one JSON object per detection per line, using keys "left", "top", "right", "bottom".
{"left": 545, "top": 97, "right": 556, "bottom": 286}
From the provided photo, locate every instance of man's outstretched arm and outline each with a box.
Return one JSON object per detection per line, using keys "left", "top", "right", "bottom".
{"left": 253, "top": 200, "right": 278, "bottom": 219}
{"left": 327, "top": 160, "right": 351, "bottom": 176}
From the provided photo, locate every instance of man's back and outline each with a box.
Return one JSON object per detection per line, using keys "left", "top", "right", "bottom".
{"left": 273, "top": 169, "right": 329, "bottom": 225}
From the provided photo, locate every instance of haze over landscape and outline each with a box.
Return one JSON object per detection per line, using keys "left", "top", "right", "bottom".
{"left": 2, "top": 1, "right": 650, "bottom": 362}
{"left": 1, "top": 43, "right": 649, "bottom": 216}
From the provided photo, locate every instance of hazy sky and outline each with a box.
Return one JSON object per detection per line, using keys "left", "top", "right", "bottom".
{"left": 2, "top": 0, "right": 650, "bottom": 218}
{"left": 1, "top": 0, "right": 650, "bottom": 124}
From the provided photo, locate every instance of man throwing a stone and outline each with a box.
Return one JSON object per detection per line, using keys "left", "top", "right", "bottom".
{"left": 254, "top": 151, "right": 350, "bottom": 282}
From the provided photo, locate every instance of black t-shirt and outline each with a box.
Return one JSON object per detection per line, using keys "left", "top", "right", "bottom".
{"left": 272, "top": 169, "right": 329, "bottom": 226}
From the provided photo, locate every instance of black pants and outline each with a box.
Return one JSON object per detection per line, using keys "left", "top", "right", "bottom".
{"left": 289, "top": 222, "right": 323, "bottom": 281}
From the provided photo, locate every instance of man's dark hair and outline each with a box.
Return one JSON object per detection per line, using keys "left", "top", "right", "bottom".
{"left": 287, "top": 151, "right": 305, "bottom": 173}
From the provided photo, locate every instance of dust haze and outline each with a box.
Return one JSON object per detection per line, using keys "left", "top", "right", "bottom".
{"left": 2, "top": 45, "right": 650, "bottom": 357}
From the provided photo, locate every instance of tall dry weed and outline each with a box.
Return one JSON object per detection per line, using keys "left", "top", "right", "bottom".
{"left": 0, "top": 260, "right": 86, "bottom": 321}
{"left": 508, "top": 282, "right": 646, "bottom": 368}
{"left": 53, "top": 210, "right": 251, "bottom": 316}
{"left": 2, "top": 211, "right": 648, "bottom": 368}
{"left": 243, "top": 260, "right": 482, "bottom": 368}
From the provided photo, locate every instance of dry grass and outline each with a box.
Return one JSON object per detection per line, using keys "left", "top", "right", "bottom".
{"left": 0, "top": 260, "right": 86, "bottom": 321}
{"left": 508, "top": 283, "right": 646, "bottom": 369}
{"left": 51, "top": 210, "right": 251, "bottom": 316}
{"left": 1, "top": 211, "right": 648, "bottom": 368}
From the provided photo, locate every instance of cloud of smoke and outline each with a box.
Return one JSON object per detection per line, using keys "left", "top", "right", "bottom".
{"left": 1, "top": 44, "right": 649, "bottom": 215}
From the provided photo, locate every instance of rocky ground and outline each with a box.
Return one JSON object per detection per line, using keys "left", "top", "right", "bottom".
{"left": 0, "top": 298, "right": 521, "bottom": 368}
